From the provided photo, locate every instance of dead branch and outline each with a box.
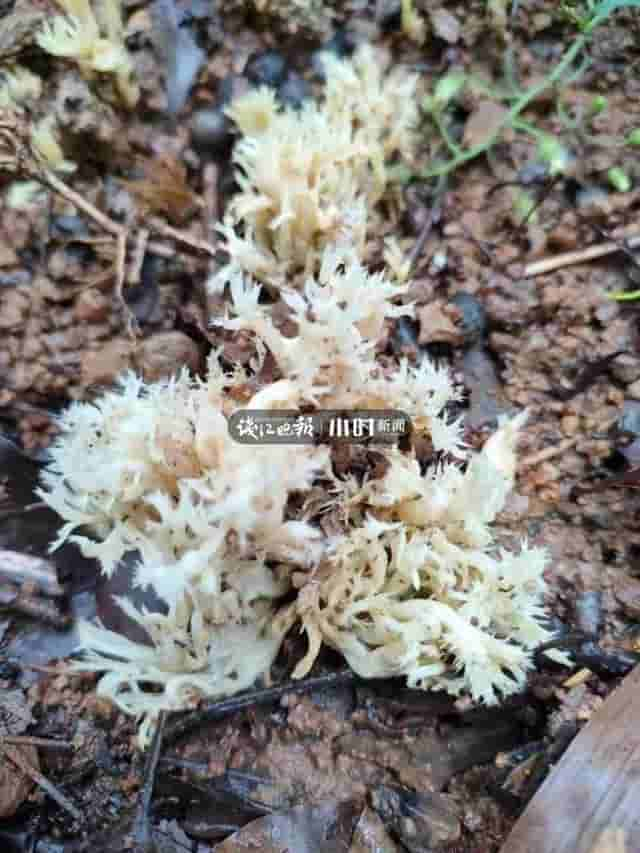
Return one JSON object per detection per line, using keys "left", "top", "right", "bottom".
{"left": 524, "top": 226, "right": 640, "bottom": 277}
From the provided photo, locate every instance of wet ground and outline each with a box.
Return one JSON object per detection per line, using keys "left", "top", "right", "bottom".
{"left": 2, "top": 1, "right": 640, "bottom": 850}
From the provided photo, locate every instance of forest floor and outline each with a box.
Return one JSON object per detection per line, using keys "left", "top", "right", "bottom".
{"left": 1, "top": 1, "right": 640, "bottom": 851}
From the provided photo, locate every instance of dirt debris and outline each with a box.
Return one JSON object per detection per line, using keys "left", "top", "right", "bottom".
{"left": 2, "top": 0, "right": 640, "bottom": 850}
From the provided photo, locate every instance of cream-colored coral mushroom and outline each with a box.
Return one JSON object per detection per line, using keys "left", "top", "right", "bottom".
{"left": 40, "top": 247, "right": 558, "bottom": 747}
{"left": 36, "top": 0, "right": 139, "bottom": 108}
{"left": 38, "top": 41, "right": 560, "bottom": 748}
{"left": 211, "top": 44, "right": 418, "bottom": 289}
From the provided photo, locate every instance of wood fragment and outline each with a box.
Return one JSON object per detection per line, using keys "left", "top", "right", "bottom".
{"left": 41, "top": 170, "right": 126, "bottom": 239}
{"left": 2, "top": 736, "right": 73, "bottom": 750}
{"left": 149, "top": 217, "right": 217, "bottom": 258}
{"left": 519, "top": 417, "right": 618, "bottom": 470}
{"left": 133, "top": 710, "right": 166, "bottom": 852}
{"left": 407, "top": 191, "right": 444, "bottom": 273}
{"left": 164, "top": 670, "right": 357, "bottom": 744}
{"left": 519, "top": 435, "right": 580, "bottom": 469}
{"left": 127, "top": 228, "right": 150, "bottom": 287}
{"left": 499, "top": 666, "right": 640, "bottom": 853}
{"left": 524, "top": 227, "right": 640, "bottom": 277}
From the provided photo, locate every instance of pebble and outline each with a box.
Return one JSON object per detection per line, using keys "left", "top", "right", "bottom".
{"left": 561, "top": 414, "right": 580, "bottom": 436}
{"left": 134, "top": 331, "right": 201, "bottom": 381}
{"left": 463, "top": 101, "right": 510, "bottom": 149}
{"left": 371, "top": 785, "right": 461, "bottom": 851}
{"left": 191, "top": 107, "right": 235, "bottom": 157}
{"left": 574, "top": 183, "right": 610, "bottom": 211}
{"left": 81, "top": 339, "right": 133, "bottom": 387}
{"left": 462, "top": 347, "right": 504, "bottom": 429}
{"left": 50, "top": 215, "right": 89, "bottom": 239}
{"left": 615, "top": 576, "right": 640, "bottom": 619}
{"left": 429, "top": 8, "right": 461, "bottom": 44}
{"left": 124, "top": 255, "right": 160, "bottom": 324}
{"left": 617, "top": 399, "right": 640, "bottom": 437}
{"left": 75, "top": 288, "right": 110, "bottom": 324}
{"left": 610, "top": 355, "right": 640, "bottom": 387}
{"left": 244, "top": 49, "right": 288, "bottom": 88}
{"left": 450, "top": 292, "right": 487, "bottom": 347}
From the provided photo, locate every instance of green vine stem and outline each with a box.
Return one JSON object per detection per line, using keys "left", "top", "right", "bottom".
{"left": 420, "top": 7, "right": 615, "bottom": 180}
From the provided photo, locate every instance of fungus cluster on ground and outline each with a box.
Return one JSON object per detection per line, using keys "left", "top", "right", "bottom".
{"left": 39, "top": 44, "right": 559, "bottom": 746}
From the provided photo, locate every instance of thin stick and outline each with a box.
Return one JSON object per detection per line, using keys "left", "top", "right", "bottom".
{"left": 133, "top": 710, "right": 167, "bottom": 852}
{"left": 2, "top": 736, "right": 73, "bottom": 750}
{"left": 203, "top": 162, "right": 219, "bottom": 278}
{"left": 150, "top": 218, "right": 217, "bottom": 258}
{"left": 146, "top": 241, "right": 175, "bottom": 259}
{"left": 519, "top": 416, "right": 618, "bottom": 470}
{"left": 164, "top": 670, "right": 356, "bottom": 744}
{"left": 2, "top": 743, "right": 84, "bottom": 822}
{"left": 407, "top": 182, "right": 445, "bottom": 273}
{"left": 41, "top": 170, "right": 126, "bottom": 239}
{"left": 524, "top": 228, "right": 640, "bottom": 278}
{"left": 519, "top": 435, "right": 581, "bottom": 469}
{"left": 128, "top": 227, "right": 150, "bottom": 287}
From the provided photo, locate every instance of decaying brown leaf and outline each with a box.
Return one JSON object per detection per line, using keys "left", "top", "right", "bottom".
{"left": 120, "top": 154, "right": 202, "bottom": 225}
{"left": 0, "top": 689, "right": 38, "bottom": 819}
{"left": 212, "top": 799, "right": 364, "bottom": 852}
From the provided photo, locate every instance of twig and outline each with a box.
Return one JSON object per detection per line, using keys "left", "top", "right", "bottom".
{"left": 128, "top": 228, "right": 150, "bottom": 287}
{"left": 146, "top": 240, "right": 175, "bottom": 259}
{"left": 150, "top": 218, "right": 217, "bottom": 258}
{"left": 519, "top": 435, "right": 581, "bottom": 469}
{"left": 407, "top": 187, "right": 445, "bottom": 273}
{"left": 524, "top": 228, "right": 640, "bottom": 277}
{"left": 519, "top": 416, "right": 619, "bottom": 470}
{"left": 2, "top": 743, "right": 83, "bottom": 822}
{"left": 133, "top": 710, "right": 166, "bottom": 853}
{"left": 164, "top": 670, "right": 357, "bottom": 744}
{"left": 40, "top": 170, "right": 125, "bottom": 239}
{"left": 203, "top": 162, "right": 219, "bottom": 279}
{"left": 2, "top": 736, "right": 73, "bottom": 750}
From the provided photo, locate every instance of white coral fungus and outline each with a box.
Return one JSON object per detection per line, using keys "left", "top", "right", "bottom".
{"left": 211, "top": 44, "right": 418, "bottom": 287}
{"left": 36, "top": 0, "right": 139, "bottom": 108}
{"left": 38, "top": 45, "right": 559, "bottom": 746}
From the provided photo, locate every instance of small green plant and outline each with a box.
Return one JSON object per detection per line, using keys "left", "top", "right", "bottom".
{"left": 417, "top": 0, "right": 640, "bottom": 180}
{"left": 607, "top": 166, "right": 632, "bottom": 192}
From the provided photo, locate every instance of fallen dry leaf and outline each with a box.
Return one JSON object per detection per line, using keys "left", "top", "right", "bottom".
{"left": 462, "top": 101, "right": 510, "bottom": 149}
{"left": 0, "top": 689, "right": 38, "bottom": 819}
{"left": 417, "top": 301, "right": 464, "bottom": 346}
{"left": 0, "top": 744, "right": 39, "bottom": 818}
{"left": 212, "top": 799, "right": 363, "bottom": 853}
